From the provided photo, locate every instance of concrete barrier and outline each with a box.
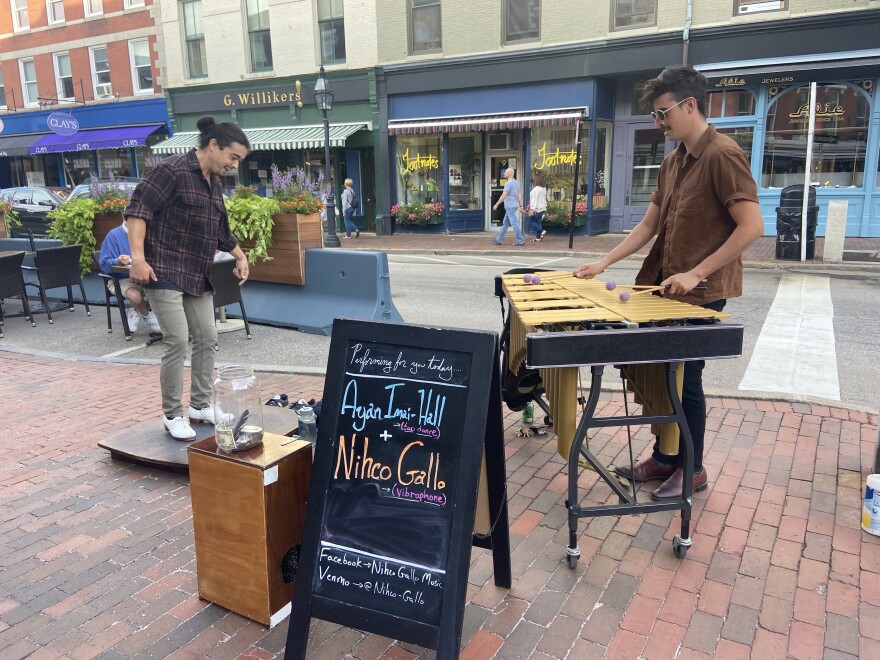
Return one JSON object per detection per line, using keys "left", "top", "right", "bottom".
{"left": 68, "top": 249, "right": 404, "bottom": 336}
{"left": 232, "top": 249, "right": 403, "bottom": 335}
{"left": 823, "top": 200, "right": 848, "bottom": 263}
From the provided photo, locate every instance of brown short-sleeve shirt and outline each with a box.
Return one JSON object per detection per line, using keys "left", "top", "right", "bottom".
{"left": 636, "top": 124, "right": 759, "bottom": 305}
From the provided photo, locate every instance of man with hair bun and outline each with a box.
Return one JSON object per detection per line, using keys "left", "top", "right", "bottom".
{"left": 574, "top": 65, "right": 763, "bottom": 500}
{"left": 126, "top": 116, "right": 252, "bottom": 440}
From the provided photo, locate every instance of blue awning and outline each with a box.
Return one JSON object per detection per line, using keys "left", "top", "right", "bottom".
{"left": 29, "top": 124, "right": 164, "bottom": 154}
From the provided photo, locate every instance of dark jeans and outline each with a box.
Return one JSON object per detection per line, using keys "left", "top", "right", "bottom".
{"left": 343, "top": 207, "right": 357, "bottom": 237}
{"left": 651, "top": 298, "right": 727, "bottom": 471}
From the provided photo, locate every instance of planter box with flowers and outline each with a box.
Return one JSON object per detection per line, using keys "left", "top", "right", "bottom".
{"left": 542, "top": 201, "right": 588, "bottom": 230}
{"left": 226, "top": 166, "right": 326, "bottom": 286}
{"left": 391, "top": 202, "right": 445, "bottom": 229}
{"left": 47, "top": 177, "right": 133, "bottom": 275}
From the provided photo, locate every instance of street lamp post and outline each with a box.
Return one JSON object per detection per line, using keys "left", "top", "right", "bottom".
{"left": 314, "top": 66, "right": 340, "bottom": 248}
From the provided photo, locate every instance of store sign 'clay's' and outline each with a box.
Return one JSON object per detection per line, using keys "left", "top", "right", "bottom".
{"left": 47, "top": 112, "right": 79, "bottom": 136}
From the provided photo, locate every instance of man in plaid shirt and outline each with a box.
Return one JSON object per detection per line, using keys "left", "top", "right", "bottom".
{"left": 126, "top": 116, "right": 251, "bottom": 440}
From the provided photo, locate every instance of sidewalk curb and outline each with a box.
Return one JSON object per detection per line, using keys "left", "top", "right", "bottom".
{"left": 353, "top": 246, "right": 880, "bottom": 272}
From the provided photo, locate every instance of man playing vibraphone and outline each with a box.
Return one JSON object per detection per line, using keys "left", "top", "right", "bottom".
{"left": 574, "top": 65, "right": 763, "bottom": 500}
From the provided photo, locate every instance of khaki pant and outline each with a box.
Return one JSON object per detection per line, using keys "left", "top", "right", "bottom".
{"left": 146, "top": 288, "right": 217, "bottom": 419}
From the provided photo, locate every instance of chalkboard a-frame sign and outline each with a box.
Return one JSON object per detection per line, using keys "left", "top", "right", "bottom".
{"left": 286, "top": 320, "right": 498, "bottom": 659}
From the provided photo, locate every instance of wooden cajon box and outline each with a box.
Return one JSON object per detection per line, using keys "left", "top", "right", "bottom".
{"left": 188, "top": 433, "right": 312, "bottom": 627}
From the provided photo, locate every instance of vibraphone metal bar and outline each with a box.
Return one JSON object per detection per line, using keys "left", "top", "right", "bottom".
{"left": 497, "top": 271, "right": 744, "bottom": 563}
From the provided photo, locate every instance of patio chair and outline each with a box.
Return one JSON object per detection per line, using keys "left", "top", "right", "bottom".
{"left": 0, "top": 251, "right": 36, "bottom": 338}
{"left": 22, "top": 244, "right": 91, "bottom": 324}
{"left": 92, "top": 251, "right": 133, "bottom": 341}
{"left": 210, "top": 257, "right": 251, "bottom": 344}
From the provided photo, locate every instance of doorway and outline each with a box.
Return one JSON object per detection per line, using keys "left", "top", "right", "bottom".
{"left": 489, "top": 154, "right": 519, "bottom": 226}
{"left": 622, "top": 124, "right": 671, "bottom": 230}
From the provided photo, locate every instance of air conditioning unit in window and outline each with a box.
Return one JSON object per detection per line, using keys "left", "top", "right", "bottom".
{"left": 95, "top": 83, "right": 113, "bottom": 98}
{"left": 738, "top": 1, "right": 784, "bottom": 14}
{"left": 488, "top": 133, "right": 511, "bottom": 151}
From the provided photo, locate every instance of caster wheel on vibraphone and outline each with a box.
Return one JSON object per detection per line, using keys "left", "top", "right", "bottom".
{"left": 672, "top": 535, "right": 691, "bottom": 558}
{"left": 566, "top": 547, "right": 580, "bottom": 569}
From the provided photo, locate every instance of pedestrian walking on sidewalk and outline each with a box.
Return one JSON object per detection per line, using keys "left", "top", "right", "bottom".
{"left": 574, "top": 65, "right": 763, "bottom": 500}
{"left": 492, "top": 167, "right": 525, "bottom": 246}
{"left": 341, "top": 178, "right": 359, "bottom": 239}
{"left": 526, "top": 175, "right": 548, "bottom": 241}
{"left": 126, "top": 116, "right": 251, "bottom": 440}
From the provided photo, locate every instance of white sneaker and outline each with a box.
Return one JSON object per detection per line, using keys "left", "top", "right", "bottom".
{"left": 144, "top": 312, "right": 161, "bottom": 333}
{"left": 126, "top": 308, "right": 141, "bottom": 332}
{"left": 163, "top": 416, "right": 196, "bottom": 440}
{"left": 188, "top": 404, "right": 216, "bottom": 425}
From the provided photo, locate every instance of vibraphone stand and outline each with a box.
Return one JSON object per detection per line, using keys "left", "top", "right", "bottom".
{"left": 565, "top": 360, "right": 695, "bottom": 567}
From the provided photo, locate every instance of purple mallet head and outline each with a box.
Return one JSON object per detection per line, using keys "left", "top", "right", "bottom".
{"left": 531, "top": 275, "right": 542, "bottom": 285}
{"left": 522, "top": 274, "right": 533, "bottom": 283}
{"left": 605, "top": 280, "right": 616, "bottom": 291}
{"left": 619, "top": 291, "right": 631, "bottom": 302}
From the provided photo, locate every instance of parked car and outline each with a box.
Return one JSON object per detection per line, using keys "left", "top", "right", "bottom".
{"left": 67, "top": 178, "right": 140, "bottom": 201}
{"left": 0, "top": 187, "right": 65, "bottom": 237}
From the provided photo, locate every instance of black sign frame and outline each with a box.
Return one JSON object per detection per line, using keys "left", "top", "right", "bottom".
{"left": 286, "top": 320, "right": 502, "bottom": 659}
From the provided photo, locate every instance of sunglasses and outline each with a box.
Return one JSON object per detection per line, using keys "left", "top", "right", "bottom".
{"left": 650, "top": 97, "right": 691, "bottom": 122}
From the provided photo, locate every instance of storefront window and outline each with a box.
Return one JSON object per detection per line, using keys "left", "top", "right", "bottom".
{"left": 592, "top": 122, "right": 612, "bottom": 210}
{"left": 134, "top": 148, "right": 165, "bottom": 177}
{"left": 707, "top": 89, "right": 756, "bottom": 117}
{"left": 530, "top": 126, "right": 590, "bottom": 205}
{"left": 63, "top": 154, "right": 95, "bottom": 185}
{"left": 395, "top": 135, "right": 443, "bottom": 205}
{"left": 97, "top": 149, "right": 134, "bottom": 179}
{"left": 717, "top": 127, "right": 754, "bottom": 165}
{"left": 762, "top": 83, "right": 870, "bottom": 189}
{"left": 447, "top": 134, "right": 482, "bottom": 212}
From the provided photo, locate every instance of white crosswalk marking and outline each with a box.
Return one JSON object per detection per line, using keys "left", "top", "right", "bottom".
{"left": 739, "top": 274, "right": 840, "bottom": 401}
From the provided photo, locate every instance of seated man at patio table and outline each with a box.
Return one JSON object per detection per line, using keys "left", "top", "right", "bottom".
{"left": 99, "top": 219, "right": 161, "bottom": 333}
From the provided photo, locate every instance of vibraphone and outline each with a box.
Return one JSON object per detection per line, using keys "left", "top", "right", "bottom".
{"left": 497, "top": 270, "right": 744, "bottom": 564}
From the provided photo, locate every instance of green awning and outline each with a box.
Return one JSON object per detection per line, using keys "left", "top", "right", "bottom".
{"left": 151, "top": 123, "right": 367, "bottom": 154}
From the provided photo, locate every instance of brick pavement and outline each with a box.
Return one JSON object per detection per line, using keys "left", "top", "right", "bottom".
{"left": 1, "top": 350, "right": 879, "bottom": 659}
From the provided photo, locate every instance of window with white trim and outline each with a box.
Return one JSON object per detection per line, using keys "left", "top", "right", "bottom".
{"left": 504, "top": 0, "right": 539, "bottom": 44}
{"left": 129, "top": 39, "right": 153, "bottom": 94}
{"left": 245, "top": 0, "right": 273, "bottom": 71}
{"left": 410, "top": 0, "right": 441, "bottom": 54}
{"left": 47, "top": 0, "right": 65, "bottom": 23}
{"left": 54, "top": 53, "right": 75, "bottom": 100}
{"left": 84, "top": 0, "right": 103, "bottom": 17}
{"left": 11, "top": 0, "right": 29, "bottom": 31}
{"left": 125, "top": 0, "right": 145, "bottom": 7}
{"left": 19, "top": 59, "right": 38, "bottom": 107}
{"left": 90, "top": 45, "right": 112, "bottom": 97}
{"left": 0, "top": 69, "right": 6, "bottom": 108}
{"left": 182, "top": 1, "right": 207, "bottom": 78}
{"left": 317, "top": 0, "right": 346, "bottom": 65}
{"left": 735, "top": 0, "right": 786, "bottom": 16}
{"left": 612, "top": 0, "right": 656, "bottom": 31}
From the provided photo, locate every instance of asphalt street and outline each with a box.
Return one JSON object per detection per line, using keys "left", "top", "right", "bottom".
{"left": 1, "top": 253, "right": 878, "bottom": 411}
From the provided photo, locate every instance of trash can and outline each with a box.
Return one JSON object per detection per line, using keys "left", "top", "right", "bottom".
{"left": 775, "top": 184, "right": 818, "bottom": 260}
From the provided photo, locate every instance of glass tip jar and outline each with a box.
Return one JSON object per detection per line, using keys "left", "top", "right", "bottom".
{"left": 213, "top": 365, "right": 264, "bottom": 451}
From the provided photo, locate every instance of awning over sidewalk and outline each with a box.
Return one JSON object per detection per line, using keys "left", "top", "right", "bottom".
{"left": 0, "top": 134, "right": 46, "bottom": 157}
{"left": 387, "top": 108, "right": 588, "bottom": 136}
{"left": 151, "top": 123, "right": 368, "bottom": 154}
{"left": 28, "top": 124, "right": 164, "bottom": 154}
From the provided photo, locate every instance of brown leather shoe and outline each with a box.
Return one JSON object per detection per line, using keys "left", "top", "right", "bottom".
{"left": 613, "top": 456, "right": 676, "bottom": 482}
{"left": 651, "top": 467, "right": 709, "bottom": 500}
